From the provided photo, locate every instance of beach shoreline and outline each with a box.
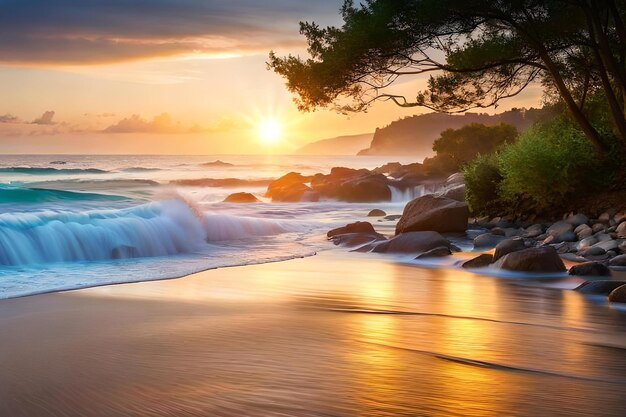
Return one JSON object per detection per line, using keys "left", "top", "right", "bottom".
{"left": 2, "top": 250, "right": 626, "bottom": 416}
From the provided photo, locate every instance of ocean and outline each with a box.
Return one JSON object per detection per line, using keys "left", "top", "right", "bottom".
{"left": 0, "top": 154, "right": 423, "bottom": 298}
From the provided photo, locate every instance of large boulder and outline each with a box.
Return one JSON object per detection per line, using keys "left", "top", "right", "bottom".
{"left": 223, "top": 192, "right": 260, "bottom": 203}
{"left": 575, "top": 280, "right": 626, "bottom": 295}
{"left": 395, "top": 195, "right": 469, "bottom": 235}
{"left": 438, "top": 183, "right": 465, "bottom": 202}
{"left": 493, "top": 238, "right": 526, "bottom": 262}
{"left": 493, "top": 246, "right": 566, "bottom": 273}
{"left": 265, "top": 172, "right": 315, "bottom": 202}
{"left": 568, "top": 262, "right": 611, "bottom": 277}
{"left": 327, "top": 221, "right": 376, "bottom": 238}
{"left": 608, "top": 284, "right": 626, "bottom": 303}
{"left": 370, "top": 231, "right": 451, "bottom": 254}
{"left": 461, "top": 254, "right": 493, "bottom": 269}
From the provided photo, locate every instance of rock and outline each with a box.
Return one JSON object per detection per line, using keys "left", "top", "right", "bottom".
{"left": 615, "top": 212, "right": 626, "bottom": 224}
{"left": 370, "top": 231, "right": 451, "bottom": 254}
{"left": 524, "top": 224, "right": 544, "bottom": 238}
{"left": 569, "top": 262, "right": 611, "bottom": 277}
{"left": 598, "top": 212, "right": 611, "bottom": 223}
{"left": 581, "top": 246, "right": 607, "bottom": 257}
{"left": 265, "top": 172, "right": 315, "bottom": 202}
{"left": 595, "top": 233, "right": 612, "bottom": 242}
{"left": 311, "top": 168, "right": 391, "bottom": 202}
{"left": 592, "top": 239, "right": 619, "bottom": 252}
{"left": 395, "top": 195, "right": 469, "bottom": 235}
{"left": 223, "top": 192, "right": 260, "bottom": 203}
{"left": 490, "top": 227, "right": 506, "bottom": 236}
{"left": 474, "top": 233, "right": 506, "bottom": 248}
{"left": 415, "top": 246, "right": 452, "bottom": 259}
{"left": 560, "top": 253, "right": 587, "bottom": 263}
{"left": 367, "top": 209, "right": 387, "bottom": 217}
{"left": 438, "top": 183, "right": 465, "bottom": 202}
{"left": 577, "top": 237, "right": 598, "bottom": 251}
{"left": 575, "top": 224, "right": 593, "bottom": 239}
{"left": 608, "top": 284, "right": 626, "bottom": 303}
{"left": 619, "top": 242, "right": 626, "bottom": 254}
{"left": 384, "top": 214, "right": 402, "bottom": 221}
{"left": 493, "top": 238, "right": 526, "bottom": 262}
{"left": 494, "top": 246, "right": 566, "bottom": 273}
{"left": 616, "top": 222, "right": 626, "bottom": 238}
{"left": 576, "top": 280, "right": 626, "bottom": 295}
{"left": 446, "top": 172, "right": 465, "bottom": 185}
{"left": 327, "top": 221, "right": 376, "bottom": 238}
{"left": 555, "top": 242, "right": 577, "bottom": 254}
{"left": 554, "top": 230, "right": 577, "bottom": 243}
{"left": 592, "top": 223, "right": 606, "bottom": 233}
{"left": 461, "top": 254, "right": 494, "bottom": 269}
{"left": 609, "top": 255, "right": 626, "bottom": 267}
{"left": 331, "top": 232, "right": 386, "bottom": 247}
{"left": 566, "top": 213, "right": 589, "bottom": 227}
{"left": 546, "top": 221, "right": 576, "bottom": 242}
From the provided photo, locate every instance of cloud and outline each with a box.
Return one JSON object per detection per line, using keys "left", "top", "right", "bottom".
{"left": 0, "top": 114, "right": 21, "bottom": 123}
{"left": 0, "top": 0, "right": 340, "bottom": 65}
{"left": 32, "top": 110, "right": 56, "bottom": 125}
{"left": 103, "top": 113, "right": 183, "bottom": 133}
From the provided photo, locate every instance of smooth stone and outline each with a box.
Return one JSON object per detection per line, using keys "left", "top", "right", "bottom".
{"left": 576, "top": 280, "right": 626, "bottom": 295}
{"left": 461, "top": 254, "right": 493, "bottom": 269}
{"left": 494, "top": 246, "right": 566, "bottom": 273}
{"left": 566, "top": 213, "right": 589, "bottom": 227}
{"left": 616, "top": 221, "right": 626, "bottom": 238}
{"left": 547, "top": 221, "right": 573, "bottom": 237}
{"left": 553, "top": 230, "right": 577, "bottom": 243}
{"left": 619, "top": 242, "right": 626, "bottom": 254}
{"left": 592, "top": 239, "right": 619, "bottom": 252}
{"left": 609, "top": 255, "right": 626, "bottom": 267}
{"left": 367, "top": 209, "right": 386, "bottom": 217}
{"left": 493, "top": 238, "right": 526, "bottom": 262}
{"left": 592, "top": 223, "right": 606, "bottom": 233}
{"left": 608, "top": 284, "right": 626, "bottom": 302}
{"left": 577, "top": 236, "right": 598, "bottom": 251}
{"left": 581, "top": 246, "right": 607, "bottom": 257}
{"left": 560, "top": 253, "right": 587, "bottom": 263}
{"left": 575, "top": 224, "right": 593, "bottom": 239}
{"left": 415, "top": 246, "right": 452, "bottom": 259}
{"left": 473, "top": 233, "right": 506, "bottom": 248}
{"left": 490, "top": 227, "right": 506, "bottom": 236}
{"left": 615, "top": 212, "right": 626, "bottom": 224}
{"left": 524, "top": 224, "right": 544, "bottom": 238}
{"left": 569, "top": 262, "right": 611, "bottom": 277}
{"left": 223, "top": 192, "right": 260, "bottom": 203}
{"left": 370, "top": 231, "right": 451, "bottom": 254}
{"left": 599, "top": 212, "right": 611, "bottom": 223}
{"left": 595, "top": 233, "right": 612, "bottom": 242}
{"left": 395, "top": 195, "right": 469, "bottom": 234}
{"left": 327, "top": 221, "right": 375, "bottom": 238}
{"left": 383, "top": 215, "right": 402, "bottom": 221}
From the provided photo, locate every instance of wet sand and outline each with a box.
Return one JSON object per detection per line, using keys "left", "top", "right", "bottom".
{"left": 2, "top": 251, "right": 626, "bottom": 416}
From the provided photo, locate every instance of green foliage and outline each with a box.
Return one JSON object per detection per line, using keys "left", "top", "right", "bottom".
{"left": 432, "top": 123, "right": 517, "bottom": 170}
{"left": 497, "top": 119, "right": 607, "bottom": 210}
{"left": 463, "top": 154, "right": 503, "bottom": 215}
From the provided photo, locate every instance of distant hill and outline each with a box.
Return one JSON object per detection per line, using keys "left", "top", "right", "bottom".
{"left": 294, "top": 133, "right": 374, "bottom": 155}
{"left": 358, "top": 108, "right": 555, "bottom": 156}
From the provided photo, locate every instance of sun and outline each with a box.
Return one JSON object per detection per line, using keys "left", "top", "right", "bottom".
{"left": 257, "top": 118, "right": 282, "bottom": 145}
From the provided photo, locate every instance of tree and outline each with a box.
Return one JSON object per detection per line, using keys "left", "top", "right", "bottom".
{"left": 268, "top": 0, "right": 626, "bottom": 153}
{"left": 432, "top": 123, "right": 518, "bottom": 168}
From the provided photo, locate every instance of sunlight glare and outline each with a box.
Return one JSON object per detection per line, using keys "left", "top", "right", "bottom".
{"left": 258, "top": 118, "right": 282, "bottom": 145}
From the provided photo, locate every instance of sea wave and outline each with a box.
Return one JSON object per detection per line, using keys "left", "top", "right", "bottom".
{"left": 0, "top": 167, "right": 108, "bottom": 175}
{"left": 0, "top": 185, "right": 127, "bottom": 204}
{"left": 0, "top": 198, "right": 305, "bottom": 266}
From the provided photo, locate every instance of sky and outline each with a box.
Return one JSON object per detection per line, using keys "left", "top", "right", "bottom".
{"left": 0, "top": 0, "right": 542, "bottom": 154}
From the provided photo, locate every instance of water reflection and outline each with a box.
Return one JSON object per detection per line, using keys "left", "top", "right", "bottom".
{"left": 3, "top": 251, "right": 626, "bottom": 416}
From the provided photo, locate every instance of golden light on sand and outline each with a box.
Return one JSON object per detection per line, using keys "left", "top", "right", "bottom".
{"left": 257, "top": 118, "right": 282, "bottom": 145}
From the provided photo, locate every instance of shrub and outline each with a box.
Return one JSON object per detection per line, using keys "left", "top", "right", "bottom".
{"left": 497, "top": 118, "right": 606, "bottom": 210}
{"left": 463, "top": 153, "right": 503, "bottom": 214}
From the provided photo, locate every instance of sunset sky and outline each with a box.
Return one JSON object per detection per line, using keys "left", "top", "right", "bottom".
{"left": 0, "top": 0, "right": 542, "bottom": 154}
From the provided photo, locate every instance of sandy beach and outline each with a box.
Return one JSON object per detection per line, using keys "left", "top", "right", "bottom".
{"left": 2, "top": 251, "right": 626, "bottom": 417}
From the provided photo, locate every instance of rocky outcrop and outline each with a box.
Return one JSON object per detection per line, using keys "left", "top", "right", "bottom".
{"left": 311, "top": 167, "right": 391, "bottom": 202}
{"left": 494, "top": 246, "right": 566, "bottom": 273}
{"left": 395, "top": 195, "right": 469, "bottom": 234}
{"left": 223, "top": 192, "right": 260, "bottom": 203}
{"left": 265, "top": 172, "right": 316, "bottom": 202}
{"left": 369, "top": 231, "right": 451, "bottom": 254}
